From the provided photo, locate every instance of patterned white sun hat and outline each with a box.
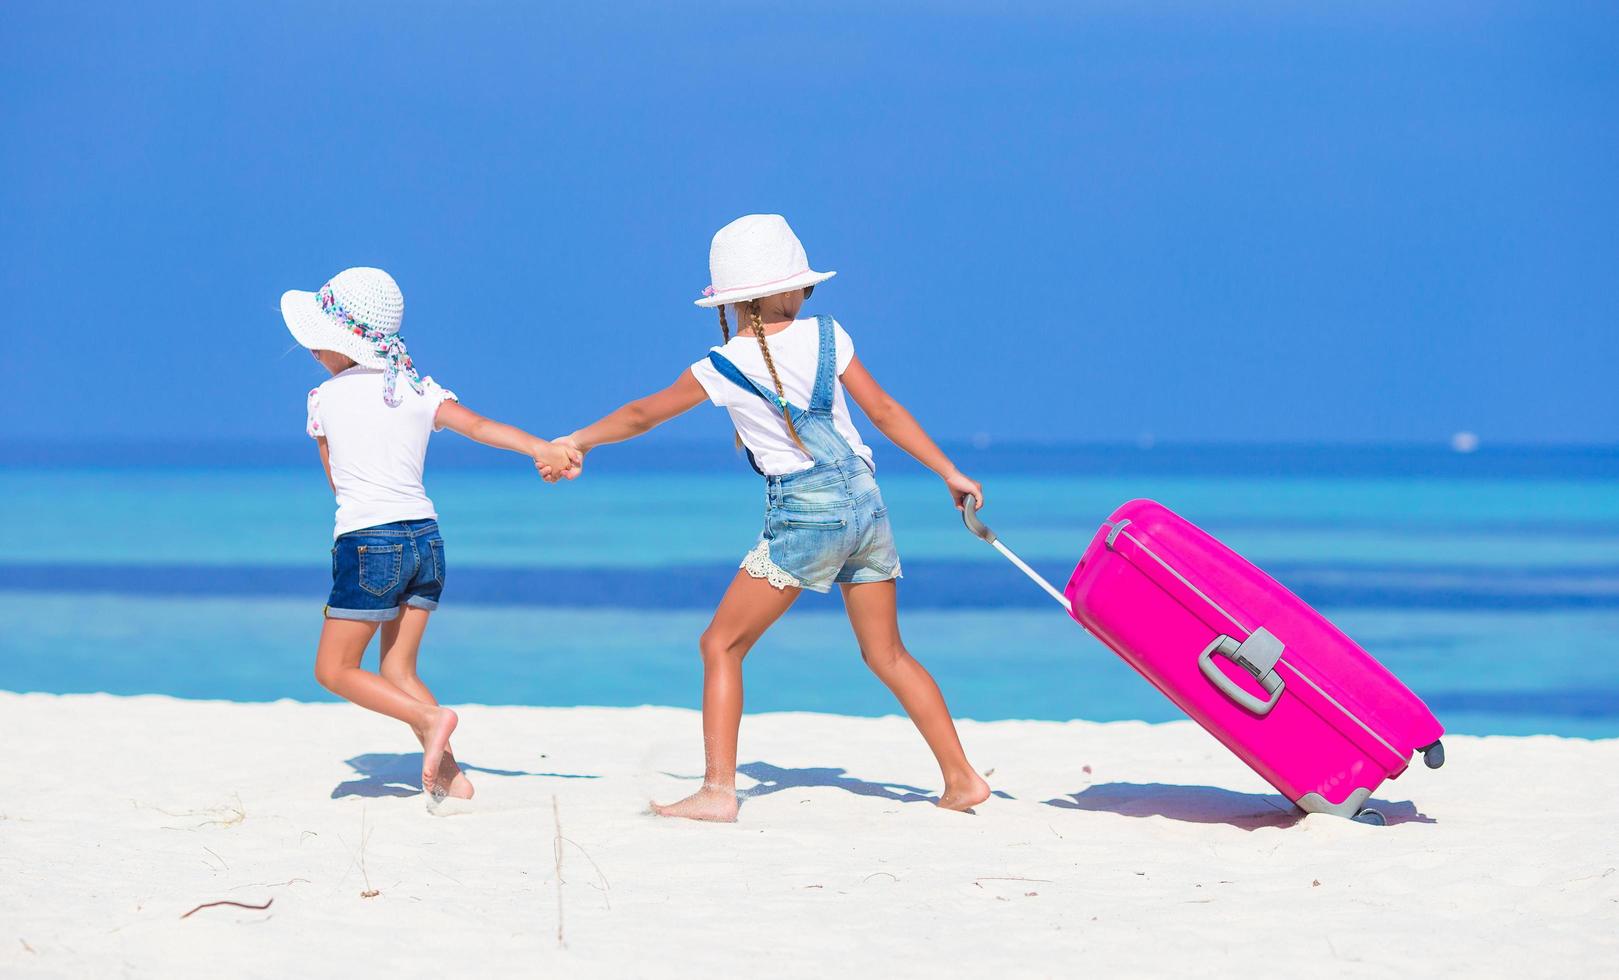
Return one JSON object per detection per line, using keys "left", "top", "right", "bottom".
{"left": 694, "top": 214, "right": 836, "bottom": 308}
{"left": 281, "top": 267, "right": 424, "bottom": 405}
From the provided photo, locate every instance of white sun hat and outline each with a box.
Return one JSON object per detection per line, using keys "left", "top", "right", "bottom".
{"left": 281, "top": 267, "right": 424, "bottom": 405}
{"left": 695, "top": 214, "right": 836, "bottom": 308}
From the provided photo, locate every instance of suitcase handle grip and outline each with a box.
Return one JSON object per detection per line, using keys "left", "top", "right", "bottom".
{"left": 961, "top": 493, "right": 996, "bottom": 543}
{"left": 1199, "top": 636, "right": 1285, "bottom": 716}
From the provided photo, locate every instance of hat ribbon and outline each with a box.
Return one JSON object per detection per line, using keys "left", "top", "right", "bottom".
{"left": 703, "top": 267, "right": 812, "bottom": 300}
{"left": 318, "top": 284, "right": 424, "bottom": 407}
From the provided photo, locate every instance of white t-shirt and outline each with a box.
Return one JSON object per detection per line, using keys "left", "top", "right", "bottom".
{"left": 306, "top": 366, "right": 458, "bottom": 538}
{"left": 688, "top": 317, "right": 875, "bottom": 476}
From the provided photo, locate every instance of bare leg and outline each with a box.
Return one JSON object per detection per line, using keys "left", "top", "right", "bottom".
{"left": 840, "top": 580, "right": 990, "bottom": 812}
{"left": 651, "top": 571, "right": 801, "bottom": 822}
{"left": 379, "top": 607, "right": 473, "bottom": 799}
{"left": 314, "top": 616, "right": 456, "bottom": 796}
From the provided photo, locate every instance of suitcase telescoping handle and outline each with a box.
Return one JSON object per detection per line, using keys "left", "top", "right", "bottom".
{"left": 961, "top": 494, "right": 1075, "bottom": 614}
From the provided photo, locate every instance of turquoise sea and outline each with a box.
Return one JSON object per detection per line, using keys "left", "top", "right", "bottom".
{"left": 3, "top": 442, "right": 1616, "bottom": 738}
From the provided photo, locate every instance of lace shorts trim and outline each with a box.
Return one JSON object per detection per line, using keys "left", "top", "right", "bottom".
{"left": 740, "top": 540, "right": 802, "bottom": 590}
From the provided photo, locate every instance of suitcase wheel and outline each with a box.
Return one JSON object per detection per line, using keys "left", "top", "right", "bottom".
{"left": 1351, "top": 808, "right": 1387, "bottom": 826}
{"left": 1420, "top": 740, "right": 1445, "bottom": 769}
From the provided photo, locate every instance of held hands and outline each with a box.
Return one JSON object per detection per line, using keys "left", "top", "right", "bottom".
{"left": 944, "top": 469, "right": 984, "bottom": 511}
{"left": 533, "top": 438, "right": 584, "bottom": 484}
{"left": 533, "top": 434, "right": 589, "bottom": 483}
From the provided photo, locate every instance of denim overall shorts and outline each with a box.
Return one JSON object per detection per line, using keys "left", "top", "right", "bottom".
{"left": 706, "top": 315, "right": 901, "bottom": 593}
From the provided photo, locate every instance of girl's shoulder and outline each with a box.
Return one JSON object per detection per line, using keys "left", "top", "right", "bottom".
{"left": 799, "top": 312, "right": 850, "bottom": 341}
{"left": 420, "top": 376, "right": 458, "bottom": 405}
{"left": 804, "top": 313, "right": 850, "bottom": 339}
{"left": 708, "top": 331, "right": 749, "bottom": 356}
{"left": 785, "top": 314, "right": 846, "bottom": 346}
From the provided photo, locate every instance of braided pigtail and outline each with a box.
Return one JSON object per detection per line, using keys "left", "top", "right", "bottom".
{"left": 747, "top": 301, "right": 807, "bottom": 452}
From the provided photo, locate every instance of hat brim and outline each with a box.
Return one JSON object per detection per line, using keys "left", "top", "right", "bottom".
{"left": 693, "top": 269, "right": 836, "bottom": 308}
{"left": 281, "top": 290, "right": 389, "bottom": 368}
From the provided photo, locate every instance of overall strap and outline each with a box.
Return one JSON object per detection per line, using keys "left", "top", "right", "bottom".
{"left": 706, "top": 350, "right": 799, "bottom": 413}
{"left": 808, "top": 315, "right": 837, "bottom": 414}
{"left": 705, "top": 350, "right": 770, "bottom": 476}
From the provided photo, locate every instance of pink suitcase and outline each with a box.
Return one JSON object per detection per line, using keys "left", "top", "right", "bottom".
{"left": 963, "top": 496, "right": 1444, "bottom": 823}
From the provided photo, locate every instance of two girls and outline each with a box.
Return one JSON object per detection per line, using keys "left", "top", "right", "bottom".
{"left": 285, "top": 217, "right": 988, "bottom": 820}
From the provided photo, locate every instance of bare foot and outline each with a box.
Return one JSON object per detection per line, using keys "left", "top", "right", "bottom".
{"left": 937, "top": 771, "right": 992, "bottom": 812}
{"left": 419, "top": 707, "right": 458, "bottom": 800}
{"left": 436, "top": 750, "right": 475, "bottom": 800}
{"left": 651, "top": 785, "right": 739, "bottom": 822}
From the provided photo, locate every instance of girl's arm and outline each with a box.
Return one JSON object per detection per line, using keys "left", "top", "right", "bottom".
{"left": 434, "top": 401, "right": 581, "bottom": 482}
{"left": 840, "top": 356, "right": 985, "bottom": 509}
{"left": 316, "top": 436, "right": 335, "bottom": 492}
{"left": 561, "top": 370, "right": 708, "bottom": 456}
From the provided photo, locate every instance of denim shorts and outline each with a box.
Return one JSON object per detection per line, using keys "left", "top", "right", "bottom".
{"left": 756, "top": 457, "right": 901, "bottom": 593}
{"left": 326, "top": 519, "right": 445, "bottom": 622}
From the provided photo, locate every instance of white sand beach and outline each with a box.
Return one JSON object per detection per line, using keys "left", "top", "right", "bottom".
{"left": 2, "top": 691, "right": 1614, "bottom": 978}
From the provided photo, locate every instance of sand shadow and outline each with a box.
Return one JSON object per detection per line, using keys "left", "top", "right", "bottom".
{"left": 1045, "top": 781, "right": 1434, "bottom": 829}
{"left": 331, "top": 752, "right": 599, "bottom": 799}
{"left": 734, "top": 762, "right": 938, "bottom": 806}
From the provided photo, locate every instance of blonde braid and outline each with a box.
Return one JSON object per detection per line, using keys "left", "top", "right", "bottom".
{"left": 748, "top": 301, "right": 807, "bottom": 452}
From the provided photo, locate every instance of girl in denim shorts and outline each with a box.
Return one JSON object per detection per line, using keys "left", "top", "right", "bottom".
{"left": 281, "top": 267, "right": 578, "bottom": 804}
{"left": 558, "top": 215, "right": 990, "bottom": 822}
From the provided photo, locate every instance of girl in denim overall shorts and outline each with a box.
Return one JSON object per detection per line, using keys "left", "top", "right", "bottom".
{"left": 559, "top": 216, "right": 990, "bottom": 821}
{"left": 281, "top": 267, "right": 578, "bottom": 804}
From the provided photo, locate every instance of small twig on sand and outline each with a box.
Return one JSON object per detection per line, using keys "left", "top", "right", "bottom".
{"left": 230, "top": 878, "right": 310, "bottom": 892}
{"left": 358, "top": 810, "right": 379, "bottom": 898}
{"left": 152, "top": 794, "right": 247, "bottom": 831}
{"left": 552, "top": 795, "right": 566, "bottom": 948}
{"left": 337, "top": 809, "right": 380, "bottom": 898}
{"left": 202, "top": 846, "right": 229, "bottom": 872}
{"left": 974, "top": 876, "right": 1053, "bottom": 884}
{"left": 180, "top": 898, "right": 273, "bottom": 919}
{"left": 862, "top": 872, "right": 899, "bottom": 884}
{"left": 559, "top": 837, "right": 611, "bottom": 909}
{"left": 424, "top": 863, "right": 464, "bottom": 887}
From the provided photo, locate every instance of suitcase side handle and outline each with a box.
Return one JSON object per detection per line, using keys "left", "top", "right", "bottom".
{"left": 1199, "top": 635, "right": 1285, "bottom": 716}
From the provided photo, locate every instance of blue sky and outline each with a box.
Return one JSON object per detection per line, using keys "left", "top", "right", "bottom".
{"left": 3, "top": 1, "right": 1614, "bottom": 447}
